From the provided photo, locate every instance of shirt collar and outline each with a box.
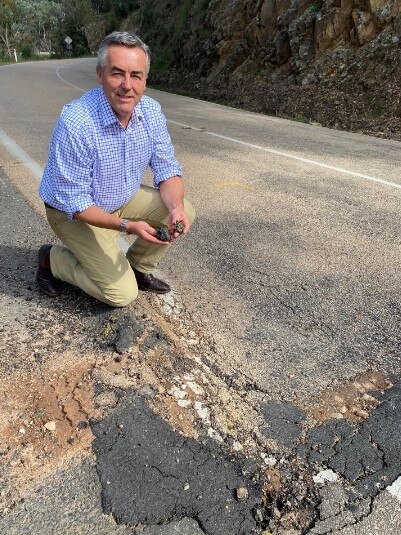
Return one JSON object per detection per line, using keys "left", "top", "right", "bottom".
{"left": 98, "top": 88, "right": 144, "bottom": 128}
{"left": 98, "top": 89, "right": 118, "bottom": 127}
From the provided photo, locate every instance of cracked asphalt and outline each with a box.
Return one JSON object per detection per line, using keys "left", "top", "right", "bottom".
{"left": 1, "top": 59, "right": 401, "bottom": 535}
{"left": 299, "top": 380, "right": 401, "bottom": 535}
{"left": 92, "top": 396, "right": 262, "bottom": 534}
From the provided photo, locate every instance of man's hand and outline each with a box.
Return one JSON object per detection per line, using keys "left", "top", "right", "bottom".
{"left": 168, "top": 208, "right": 190, "bottom": 241}
{"left": 127, "top": 221, "right": 170, "bottom": 245}
{"left": 74, "top": 206, "right": 169, "bottom": 244}
{"left": 73, "top": 177, "right": 192, "bottom": 245}
{"left": 159, "top": 176, "right": 191, "bottom": 241}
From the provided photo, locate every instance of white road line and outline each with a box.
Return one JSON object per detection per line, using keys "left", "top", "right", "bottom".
{"left": 56, "top": 66, "right": 85, "bottom": 92}
{"left": 167, "top": 120, "right": 401, "bottom": 192}
{"left": 387, "top": 476, "right": 401, "bottom": 503}
{"left": 0, "top": 128, "right": 43, "bottom": 181}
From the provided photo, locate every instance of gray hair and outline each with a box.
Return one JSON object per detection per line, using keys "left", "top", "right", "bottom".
{"left": 97, "top": 31, "right": 151, "bottom": 75}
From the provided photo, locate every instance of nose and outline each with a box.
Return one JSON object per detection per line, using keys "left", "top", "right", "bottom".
{"left": 121, "top": 74, "right": 131, "bottom": 90}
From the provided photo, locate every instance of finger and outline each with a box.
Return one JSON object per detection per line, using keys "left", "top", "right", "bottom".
{"left": 148, "top": 231, "right": 170, "bottom": 244}
{"left": 149, "top": 236, "right": 170, "bottom": 245}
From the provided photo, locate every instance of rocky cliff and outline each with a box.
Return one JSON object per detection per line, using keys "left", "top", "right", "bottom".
{"left": 123, "top": 0, "right": 401, "bottom": 139}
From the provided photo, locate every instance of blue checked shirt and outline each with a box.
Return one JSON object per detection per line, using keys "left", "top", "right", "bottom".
{"left": 39, "top": 88, "right": 182, "bottom": 220}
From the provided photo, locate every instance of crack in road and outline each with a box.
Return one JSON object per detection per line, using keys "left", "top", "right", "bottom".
{"left": 90, "top": 303, "right": 401, "bottom": 534}
{"left": 242, "top": 273, "right": 336, "bottom": 340}
{"left": 298, "top": 379, "right": 401, "bottom": 534}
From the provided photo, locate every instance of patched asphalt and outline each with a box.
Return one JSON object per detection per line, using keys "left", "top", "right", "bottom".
{"left": 299, "top": 379, "right": 401, "bottom": 497}
{"left": 113, "top": 315, "right": 146, "bottom": 355}
{"left": 298, "top": 379, "right": 401, "bottom": 535}
{"left": 260, "top": 400, "right": 306, "bottom": 449}
{"left": 92, "top": 396, "right": 262, "bottom": 535}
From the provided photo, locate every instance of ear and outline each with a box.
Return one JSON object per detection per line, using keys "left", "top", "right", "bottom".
{"left": 96, "top": 66, "right": 103, "bottom": 85}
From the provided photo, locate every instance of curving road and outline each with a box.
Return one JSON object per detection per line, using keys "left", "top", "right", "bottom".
{"left": 1, "top": 57, "right": 401, "bottom": 404}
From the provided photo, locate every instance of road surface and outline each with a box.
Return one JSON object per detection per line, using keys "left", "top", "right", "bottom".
{"left": 0, "top": 58, "right": 400, "bottom": 535}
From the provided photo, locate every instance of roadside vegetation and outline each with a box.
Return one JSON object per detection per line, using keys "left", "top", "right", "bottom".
{"left": 0, "top": 0, "right": 136, "bottom": 63}
{"left": 0, "top": 0, "right": 208, "bottom": 68}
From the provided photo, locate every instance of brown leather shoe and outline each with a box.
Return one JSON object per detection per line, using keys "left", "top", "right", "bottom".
{"left": 36, "top": 245, "right": 63, "bottom": 297}
{"left": 132, "top": 268, "right": 171, "bottom": 294}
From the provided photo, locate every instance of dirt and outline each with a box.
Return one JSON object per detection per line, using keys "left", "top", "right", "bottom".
{"left": 303, "top": 370, "right": 394, "bottom": 425}
{"left": 0, "top": 292, "right": 265, "bottom": 517}
{"left": 0, "top": 356, "right": 99, "bottom": 514}
{"left": 149, "top": 73, "right": 401, "bottom": 142}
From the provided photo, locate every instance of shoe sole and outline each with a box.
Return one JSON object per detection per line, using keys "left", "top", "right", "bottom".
{"left": 37, "top": 285, "right": 62, "bottom": 297}
{"left": 137, "top": 285, "right": 171, "bottom": 294}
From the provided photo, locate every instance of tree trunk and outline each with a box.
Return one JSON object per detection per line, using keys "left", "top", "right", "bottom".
{"left": 0, "top": 25, "right": 13, "bottom": 58}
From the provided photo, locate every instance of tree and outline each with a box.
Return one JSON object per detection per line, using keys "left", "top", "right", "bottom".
{"left": 13, "top": 0, "right": 66, "bottom": 52}
{"left": 0, "top": 0, "right": 17, "bottom": 58}
{"left": 54, "top": 0, "right": 97, "bottom": 55}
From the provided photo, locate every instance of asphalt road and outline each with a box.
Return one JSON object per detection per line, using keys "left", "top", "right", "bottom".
{"left": 2, "top": 58, "right": 401, "bottom": 400}
{"left": 1, "top": 58, "right": 401, "bottom": 535}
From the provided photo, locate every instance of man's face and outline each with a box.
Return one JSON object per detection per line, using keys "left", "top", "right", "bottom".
{"left": 96, "top": 44, "right": 147, "bottom": 126}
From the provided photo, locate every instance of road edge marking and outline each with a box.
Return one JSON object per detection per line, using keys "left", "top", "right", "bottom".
{"left": 0, "top": 128, "right": 43, "bottom": 181}
{"left": 167, "top": 120, "right": 401, "bottom": 192}
{"left": 56, "top": 65, "right": 85, "bottom": 92}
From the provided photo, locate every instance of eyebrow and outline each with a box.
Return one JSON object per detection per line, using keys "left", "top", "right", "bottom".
{"left": 110, "top": 66, "right": 144, "bottom": 76}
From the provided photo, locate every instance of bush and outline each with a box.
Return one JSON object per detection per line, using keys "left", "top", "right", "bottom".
{"left": 73, "top": 44, "right": 89, "bottom": 57}
{"left": 306, "top": 2, "right": 323, "bottom": 15}
{"left": 20, "top": 44, "right": 33, "bottom": 59}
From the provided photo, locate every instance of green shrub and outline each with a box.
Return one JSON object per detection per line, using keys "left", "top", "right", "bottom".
{"left": 152, "top": 48, "right": 173, "bottom": 73}
{"left": 176, "top": 0, "right": 192, "bottom": 31}
{"left": 20, "top": 44, "right": 33, "bottom": 59}
{"left": 73, "top": 44, "right": 89, "bottom": 57}
{"left": 306, "top": 1, "right": 323, "bottom": 15}
{"left": 293, "top": 114, "right": 309, "bottom": 123}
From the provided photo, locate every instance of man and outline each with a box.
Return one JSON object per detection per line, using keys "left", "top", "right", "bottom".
{"left": 37, "top": 31, "right": 195, "bottom": 307}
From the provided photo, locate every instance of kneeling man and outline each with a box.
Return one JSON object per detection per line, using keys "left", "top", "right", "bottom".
{"left": 37, "top": 31, "right": 195, "bottom": 307}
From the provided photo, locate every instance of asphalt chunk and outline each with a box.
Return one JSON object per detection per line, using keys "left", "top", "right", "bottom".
{"left": 92, "top": 396, "right": 262, "bottom": 535}
{"left": 113, "top": 315, "right": 145, "bottom": 354}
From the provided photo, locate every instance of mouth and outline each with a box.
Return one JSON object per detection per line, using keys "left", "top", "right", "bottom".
{"left": 117, "top": 94, "right": 134, "bottom": 101}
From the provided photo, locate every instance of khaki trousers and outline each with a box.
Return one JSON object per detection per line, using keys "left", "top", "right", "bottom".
{"left": 45, "top": 185, "right": 195, "bottom": 307}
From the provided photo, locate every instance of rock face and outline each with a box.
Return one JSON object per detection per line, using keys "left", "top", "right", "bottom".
{"left": 130, "top": 0, "right": 401, "bottom": 138}
{"left": 135, "top": 0, "right": 400, "bottom": 86}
